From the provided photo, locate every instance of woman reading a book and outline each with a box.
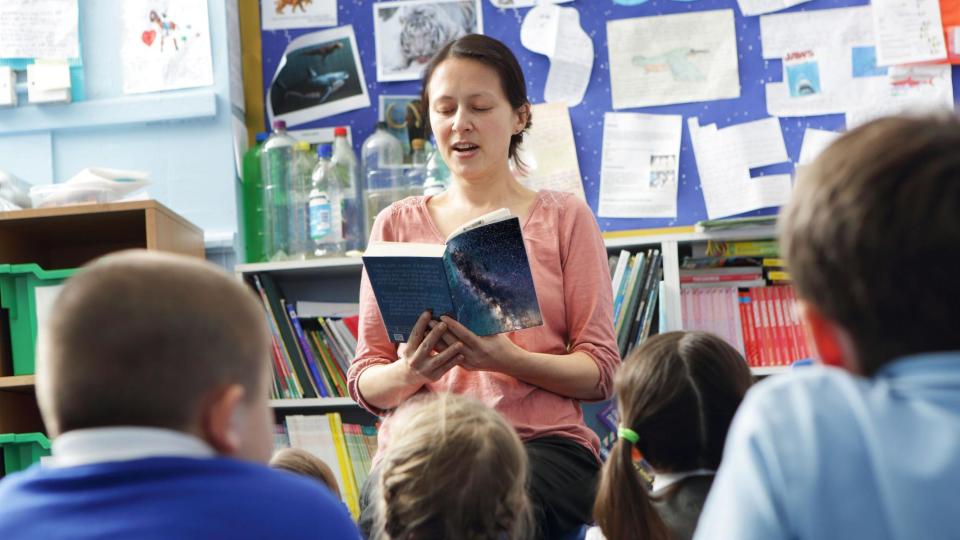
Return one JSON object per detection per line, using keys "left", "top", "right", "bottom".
{"left": 349, "top": 34, "right": 620, "bottom": 538}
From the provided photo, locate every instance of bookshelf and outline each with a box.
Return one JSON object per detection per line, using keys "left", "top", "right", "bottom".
{"left": 240, "top": 223, "right": 791, "bottom": 406}
{"left": 0, "top": 201, "right": 205, "bottom": 435}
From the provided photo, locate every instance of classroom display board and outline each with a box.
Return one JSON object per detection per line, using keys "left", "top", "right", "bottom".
{"left": 258, "top": 0, "right": 960, "bottom": 232}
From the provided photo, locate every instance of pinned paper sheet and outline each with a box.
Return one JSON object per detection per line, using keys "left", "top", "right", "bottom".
{"left": 872, "top": 0, "right": 947, "bottom": 66}
{"left": 760, "top": 6, "right": 889, "bottom": 117}
{"left": 520, "top": 4, "right": 593, "bottom": 107}
{"left": 0, "top": 0, "right": 79, "bottom": 59}
{"left": 598, "top": 112, "right": 683, "bottom": 219}
{"left": 515, "top": 102, "right": 585, "bottom": 200}
{"left": 490, "top": 0, "right": 571, "bottom": 8}
{"left": 797, "top": 128, "right": 840, "bottom": 165}
{"left": 737, "top": 0, "right": 811, "bottom": 17}
{"left": 688, "top": 117, "right": 792, "bottom": 220}
{"left": 261, "top": 0, "right": 336, "bottom": 30}
{"left": 607, "top": 10, "right": 740, "bottom": 109}
{"left": 845, "top": 64, "right": 955, "bottom": 129}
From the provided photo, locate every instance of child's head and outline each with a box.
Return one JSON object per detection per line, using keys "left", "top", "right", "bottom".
{"left": 270, "top": 447, "right": 342, "bottom": 499}
{"left": 35, "top": 250, "right": 274, "bottom": 463}
{"left": 376, "top": 393, "right": 531, "bottom": 540}
{"left": 593, "top": 331, "right": 752, "bottom": 540}
{"left": 780, "top": 114, "right": 960, "bottom": 375}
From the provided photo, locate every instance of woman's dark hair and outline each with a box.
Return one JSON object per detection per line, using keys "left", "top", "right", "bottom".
{"left": 420, "top": 34, "right": 532, "bottom": 170}
{"left": 593, "top": 332, "right": 753, "bottom": 540}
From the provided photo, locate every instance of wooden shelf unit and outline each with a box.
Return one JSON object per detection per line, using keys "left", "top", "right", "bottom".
{"left": 0, "top": 200, "right": 205, "bottom": 434}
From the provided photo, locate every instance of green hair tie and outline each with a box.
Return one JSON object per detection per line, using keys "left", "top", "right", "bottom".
{"left": 617, "top": 426, "right": 640, "bottom": 444}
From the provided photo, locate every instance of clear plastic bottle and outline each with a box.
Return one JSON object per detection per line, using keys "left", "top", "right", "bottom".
{"left": 309, "top": 143, "right": 345, "bottom": 257}
{"left": 405, "top": 138, "right": 428, "bottom": 192}
{"left": 331, "top": 126, "right": 362, "bottom": 253}
{"left": 288, "top": 141, "right": 316, "bottom": 260}
{"left": 241, "top": 132, "right": 268, "bottom": 263}
{"left": 260, "top": 120, "right": 298, "bottom": 261}
{"left": 423, "top": 138, "right": 451, "bottom": 197}
{"left": 361, "top": 121, "right": 404, "bottom": 242}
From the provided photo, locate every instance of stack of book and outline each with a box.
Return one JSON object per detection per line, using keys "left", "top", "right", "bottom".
{"left": 609, "top": 248, "right": 662, "bottom": 359}
{"left": 274, "top": 413, "right": 378, "bottom": 519}
{"left": 249, "top": 273, "right": 359, "bottom": 400}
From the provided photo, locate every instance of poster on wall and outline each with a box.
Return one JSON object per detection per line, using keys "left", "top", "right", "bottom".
{"left": 261, "top": 0, "right": 337, "bottom": 31}
{"left": 266, "top": 25, "right": 371, "bottom": 127}
{"left": 373, "top": 0, "right": 482, "bottom": 82}
{"left": 607, "top": 9, "right": 740, "bottom": 109}
{"left": 120, "top": 0, "right": 214, "bottom": 95}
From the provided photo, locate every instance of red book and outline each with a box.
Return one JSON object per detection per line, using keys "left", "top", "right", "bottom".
{"left": 680, "top": 272, "right": 765, "bottom": 283}
{"left": 342, "top": 315, "right": 360, "bottom": 339}
{"left": 738, "top": 291, "right": 757, "bottom": 367}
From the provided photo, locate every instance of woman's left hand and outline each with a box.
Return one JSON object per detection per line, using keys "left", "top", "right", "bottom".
{"left": 429, "top": 315, "right": 523, "bottom": 374}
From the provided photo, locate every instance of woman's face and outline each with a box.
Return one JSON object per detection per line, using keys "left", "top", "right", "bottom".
{"left": 427, "top": 57, "right": 525, "bottom": 183}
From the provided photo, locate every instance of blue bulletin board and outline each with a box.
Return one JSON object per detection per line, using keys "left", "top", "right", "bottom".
{"left": 259, "top": 0, "right": 960, "bottom": 233}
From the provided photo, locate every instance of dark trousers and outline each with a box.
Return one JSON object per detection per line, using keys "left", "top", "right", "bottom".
{"left": 358, "top": 435, "right": 599, "bottom": 539}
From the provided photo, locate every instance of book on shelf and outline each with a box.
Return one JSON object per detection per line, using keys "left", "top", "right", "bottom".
{"left": 363, "top": 208, "right": 542, "bottom": 343}
{"left": 609, "top": 248, "right": 662, "bottom": 358}
{"left": 701, "top": 239, "right": 779, "bottom": 258}
{"left": 681, "top": 284, "right": 809, "bottom": 368}
{"left": 694, "top": 215, "right": 777, "bottom": 232}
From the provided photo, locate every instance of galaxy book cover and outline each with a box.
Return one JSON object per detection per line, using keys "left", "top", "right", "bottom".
{"left": 363, "top": 213, "right": 542, "bottom": 343}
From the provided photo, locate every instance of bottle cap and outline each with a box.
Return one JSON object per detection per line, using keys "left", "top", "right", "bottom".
{"left": 334, "top": 126, "right": 348, "bottom": 137}
{"left": 411, "top": 138, "right": 425, "bottom": 150}
{"left": 296, "top": 141, "right": 310, "bottom": 151}
{"left": 254, "top": 132, "right": 269, "bottom": 143}
{"left": 272, "top": 120, "right": 286, "bottom": 131}
{"left": 376, "top": 121, "right": 388, "bottom": 130}
{"left": 317, "top": 143, "right": 333, "bottom": 159}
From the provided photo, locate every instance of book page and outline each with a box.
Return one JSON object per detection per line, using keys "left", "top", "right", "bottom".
{"left": 607, "top": 10, "right": 740, "bottom": 109}
{"left": 446, "top": 208, "right": 512, "bottom": 242}
{"left": 444, "top": 217, "right": 542, "bottom": 336}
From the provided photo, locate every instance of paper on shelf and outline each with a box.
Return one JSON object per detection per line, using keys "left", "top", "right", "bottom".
{"left": 520, "top": 4, "right": 593, "bottom": 107}
{"left": 598, "top": 112, "right": 683, "bottom": 218}
{"left": 871, "top": 0, "right": 947, "bottom": 66}
{"left": 607, "top": 9, "right": 740, "bottom": 109}
{"left": 0, "top": 0, "right": 79, "bottom": 59}
{"left": 688, "top": 117, "right": 792, "bottom": 220}
{"left": 515, "top": 102, "right": 585, "bottom": 199}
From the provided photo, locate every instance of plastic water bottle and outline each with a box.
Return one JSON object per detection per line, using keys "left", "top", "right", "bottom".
{"left": 288, "top": 141, "right": 316, "bottom": 260}
{"left": 361, "top": 122, "right": 404, "bottom": 242}
{"left": 423, "top": 140, "right": 451, "bottom": 196}
{"left": 241, "top": 132, "right": 268, "bottom": 263}
{"left": 309, "top": 144, "right": 345, "bottom": 257}
{"left": 331, "top": 126, "right": 362, "bottom": 253}
{"left": 261, "top": 120, "right": 297, "bottom": 261}
{"left": 405, "top": 138, "right": 428, "bottom": 190}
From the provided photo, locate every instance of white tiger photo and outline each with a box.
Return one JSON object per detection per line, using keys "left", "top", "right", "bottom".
{"left": 374, "top": 0, "right": 481, "bottom": 82}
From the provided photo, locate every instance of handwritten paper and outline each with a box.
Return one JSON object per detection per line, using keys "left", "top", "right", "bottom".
{"left": 737, "top": 0, "right": 811, "bottom": 17}
{"left": 688, "top": 117, "right": 792, "bottom": 220}
{"left": 261, "top": 0, "right": 336, "bottom": 31}
{"left": 845, "top": 64, "right": 954, "bottom": 129}
{"left": 598, "top": 112, "right": 683, "bottom": 218}
{"left": 872, "top": 0, "right": 947, "bottom": 66}
{"left": 515, "top": 103, "right": 585, "bottom": 200}
{"left": 520, "top": 4, "right": 593, "bottom": 107}
{"left": 121, "top": 0, "right": 214, "bottom": 94}
{"left": 0, "top": 0, "right": 78, "bottom": 59}
{"left": 607, "top": 10, "right": 740, "bottom": 109}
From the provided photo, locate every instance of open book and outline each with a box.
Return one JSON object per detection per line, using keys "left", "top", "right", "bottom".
{"left": 362, "top": 208, "right": 542, "bottom": 343}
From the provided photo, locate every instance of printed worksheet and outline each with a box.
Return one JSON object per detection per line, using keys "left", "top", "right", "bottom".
{"left": 607, "top": 10, "right": 740, "bottom": 109}
{"left": 598, "top": 112, "right": 683, "bottom": 218}
{"left": 872, "top": 0, "right": 947, "bottom": 66}
{"left": 515, "top": 103, "right": 586, "bottom": 200}
{"left": 520, "top": 4, "right": 593, "bottom": 107}
{"left": 688, "top": 117, "right": 792, "bottom": 220}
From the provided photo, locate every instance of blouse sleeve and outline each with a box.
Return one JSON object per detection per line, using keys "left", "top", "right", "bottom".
{"left": 347, "top": 210, "right": 399, "bottom": 415}
{"left": 559, "top": 198, "right": 621, "bottom": 400}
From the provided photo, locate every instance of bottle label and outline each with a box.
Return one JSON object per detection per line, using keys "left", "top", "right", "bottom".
{"left": 309, "top": 198, "right": 332, "bottom": 240}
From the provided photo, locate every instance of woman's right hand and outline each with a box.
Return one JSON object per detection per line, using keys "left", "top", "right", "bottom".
{"left": 399, "top": 311, "right": 464, "bottom": 383}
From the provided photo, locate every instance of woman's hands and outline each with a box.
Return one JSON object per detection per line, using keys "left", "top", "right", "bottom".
{"left": 429, "top": 315, "right": 523, "bottom": 375}
{"left": 399, "top": 311, "right": 465, "bottom": 384}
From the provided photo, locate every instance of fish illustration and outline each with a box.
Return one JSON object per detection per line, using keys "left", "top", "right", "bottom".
{"left": 633, "top": 48, "right": 709, "bottom": 81}
{"left": 282, "top": 69, "right": 349, "bottom": 102}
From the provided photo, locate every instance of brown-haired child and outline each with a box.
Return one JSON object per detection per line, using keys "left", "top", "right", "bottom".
{"left": 270, "top": 447, "right": 342, "bottom": 500}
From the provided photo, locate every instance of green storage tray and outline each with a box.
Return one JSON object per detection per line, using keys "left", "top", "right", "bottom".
{"left": 0, "top": 264, "right": 77, "bottom": 375}
{"left": 0, "top": 432, "right": 51, "bottom": 475}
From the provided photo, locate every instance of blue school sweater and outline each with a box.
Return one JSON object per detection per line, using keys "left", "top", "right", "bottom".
{"left": 0, "top": 456, "right": 360, "bottom": 539}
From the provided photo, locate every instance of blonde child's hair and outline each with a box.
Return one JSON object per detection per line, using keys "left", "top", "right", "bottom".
{"left": 375, "top": 393, "right": 532, "bottom": 540}
{"left": 270, "top": 447, "right": 342, "bottom": 500}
